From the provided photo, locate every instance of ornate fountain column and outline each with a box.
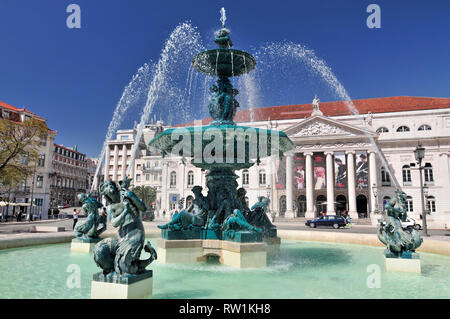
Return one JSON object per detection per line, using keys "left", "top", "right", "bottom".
{"left": 346, "top": 151, "right": 358, "bottom": 219}
{"left": 325, "top": 152, "right": 335, "bottom": 214}
{"left": 369, "top": 151, "right": 378, "bottom": 215}
{"left": 305, "top": 152, "right": 315, "bottom": 218}
{"left": 285, "top": 153, "right": 294, "bottom": 218}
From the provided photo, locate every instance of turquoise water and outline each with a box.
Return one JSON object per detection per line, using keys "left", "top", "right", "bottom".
{"left": 0, "top": 239, "right": 449, "bottom": 299}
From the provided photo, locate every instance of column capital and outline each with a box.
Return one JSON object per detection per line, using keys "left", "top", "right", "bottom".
{"left": 345, "top": 151, "right": 356, "bottom": 155}
{"left": 367, "top": 150, "right": 377, "bottom": 154}
{"left": 304, "top": 151, "right": 314, "bottom": 157}
{"left": 324, "top": 151, "right": 334, "bottom": 156}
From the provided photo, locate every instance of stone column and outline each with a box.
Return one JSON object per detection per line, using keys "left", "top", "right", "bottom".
{"left": 325, "top": 152, "right": 335, "bottom": 214}
{"left": 161, "top": 162, "right": 168, "bottom": 212}
{"left": 369, "top": 151, "right": 378, "bottom": 215}
{"left": 121, "top": 145, "right": 127, "bottom": 179}
{"left": 285, "top": 153, "right": 294, "bottom": 218}
{"left": 104, "top": 144, "right": 110, "bottom": 181}
{"left": 346, "top": 151, "right": 358, "bottom": 219}
{"left": 305, "top": 152, "right": 314, "bottom": 219}
{"left": 113, "top": 144, "right": 119, "bottom": 182}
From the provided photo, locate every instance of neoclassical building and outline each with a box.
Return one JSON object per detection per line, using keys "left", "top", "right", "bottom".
{"left": 155, "top": 96, "right": 450, "bottom": 228}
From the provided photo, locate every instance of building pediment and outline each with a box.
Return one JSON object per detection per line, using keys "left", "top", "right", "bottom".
{"left": 284, "top": 115, "right": 377, "bottom": 140}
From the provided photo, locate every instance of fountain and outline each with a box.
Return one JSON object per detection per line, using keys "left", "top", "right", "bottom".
{"left": 148, "top": 9, "right": 294, "bottom": 268}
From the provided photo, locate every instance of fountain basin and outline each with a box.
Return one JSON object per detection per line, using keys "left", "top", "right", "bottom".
{"left": 148, "top": 124, "right": 294, "bottom": 169}
{"left": 1, "top": 239, "right": 449, "bottom": 298}
{"left": 192, "top": 49, "right": 256, "bottom": 77}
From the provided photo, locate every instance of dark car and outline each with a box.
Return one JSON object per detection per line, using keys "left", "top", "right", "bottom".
{"left": 142, "top": 211, "right": 155, "bottom": 222}
{"left": 305, "top": 215, "right": 347, "bottom": 229}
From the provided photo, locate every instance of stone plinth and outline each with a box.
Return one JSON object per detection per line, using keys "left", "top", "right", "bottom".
{"left": 70, "top": 238, "right": 101, "bottom": 253}
{"left": 91, "top": 271, "right": 153, "bottom": 299}
{"left": 221, "top": 241, "right": 267, "bottom": 269}
{"left": 264, "top": 236, "right": 281, "bottom": 258}
{"left": 157, "top": 238, "right": 268, "bottom": 269}
{"left": 157, "top": 238, "right": 203, "bottom": 264}
{"left": 385, "top": 253, "right": 421, "bottom": 274}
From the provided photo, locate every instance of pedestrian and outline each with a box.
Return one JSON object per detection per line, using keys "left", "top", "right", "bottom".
{"left": 162, "top": 210, "right": 166, "bottom": 219}
{"left": 0, "top": 210, "right": 3, "bottom": 223}
{"left": 73, "top": 208, "right": 79, "bottom": 230}
{"left": 35, "top": 211, "right": 41, "bottom": 220}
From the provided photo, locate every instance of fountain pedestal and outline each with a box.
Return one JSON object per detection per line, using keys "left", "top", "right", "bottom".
{"left": 70, "top": 238, "right": 101, "bottom": 253}
{"left": 385, "top": 252, "right": 421, "bottom": 274}
{"left": 91, "top": 271, "right": 153, "bottom": 299}
{"left": 157, "top": 238, "right": 268, "bottom": 269}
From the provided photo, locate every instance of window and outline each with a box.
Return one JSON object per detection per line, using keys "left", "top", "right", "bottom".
{"left": 406, "top": 196, "right": 413, "bottom": 212}
{"left": 242, "top": 170, "right": 249, "bottom": 185}
{"left": 154, "top": 173, "right": 158, "bottom": 181}
{"left": 376, "top": 127, "right": 389, "bottom": 133}
{"left": 426, "top": 196, "right": 436, "bottom": 213}
{"left": 187, "top": 171, "right": 194, "bottom": 186}
{"left": 259, "top": 170, "right": 266, "bottom": 185}
{"left": 146, "top": 174, "right": 150, "bottom": 181}
{"left": 170, "top": 172, "right": 177, "bottom": 187}
{"left": 402, "top": 165, "right": 411, "bottom": 184}
{"left": 397, "top": 126, "right": 410, "bottom": 132}
{"left": 136, "top": 174, "right": 141, "bottom": 182}
{"left": 40, "top": 135, "right": 47, "bottom": 146}
{"left": 418, "top": 124, "right": 432, "bottom": 131}
{"left": 424, "top": 163, "right": 434, "bottom": 183}
{"left": 2, "top": 110, "right": 10, "bottom": 119}
{"left": 38, "top": 154, "right": 45, "bottom": 167}
{"left": 381, "top": 167, "right": 391, "bottom": 186}
{"left": 36, "top": 176, "right": 44, "bottom": 188}
{"left": 121, "top": 135, "right": 129, "bottom": 141}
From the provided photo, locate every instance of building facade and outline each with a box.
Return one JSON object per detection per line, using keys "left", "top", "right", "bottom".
{"left": 0, "top": 100, "right": 56, "bottom": 220}
{"left": 49, "top": 144, "right": 89, "bottom": 209}
{"left": 154, "top": 96, "right": 450, "bottom": 228}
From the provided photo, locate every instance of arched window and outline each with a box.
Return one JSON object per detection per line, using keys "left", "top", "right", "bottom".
{"left": 259, "top": 169, "right": 266, "bottom": 185}
{"left": 381, "top": 166, "right": 391, "bottom": 186}
{"left": 426, "top": 196, "right": 436, "bottom": 213}
{"left": 242, "top": 170, "right": 249, "bottom": 186}
{"left": 397, "top": 126, "right": 410, "bottom": 132}
{"left": 376, "top": 127, "right": 389, "bottom": 133}
{"left": 170, "top": 171, "right": 177, "bottom": 187}
{"left": 424, "top": 163, "right": 434, "bottom": 183}
{"left": 187, "top": 171, "right": 194, "bottom": 186}
{"left": 418, "top": 124, "right": 432, "bottom": 131}
{"left": 406, "top": 196, "right": 414, "bottom": 212}
{"left": 402, "top": 165, "right": 412, "bottom": 184}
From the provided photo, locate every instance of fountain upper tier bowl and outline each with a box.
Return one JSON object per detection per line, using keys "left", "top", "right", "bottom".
{"left": 192, "top": 48, "right": 256, "bottom": 77}
{"left": 148, "top": 124, "right": 294, "bottom": 170}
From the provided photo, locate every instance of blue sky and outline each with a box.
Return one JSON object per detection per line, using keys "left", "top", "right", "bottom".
{"left": 0, "top": 0, "right": 449, "bottom": 157}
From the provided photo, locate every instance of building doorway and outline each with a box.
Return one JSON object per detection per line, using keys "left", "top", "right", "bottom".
{"left": 336, "top": 195, "right": 347, "bottom": 216}
{"left": 316, "top": 195, "right": 327, "bottom": 217}
{"left": 297, "top": 195, "right": 306, "bottom": 217}
{"left": 356, "top": 194, "right": 368, "bottom": 218}
{"left": 279, "top": 195, "right": 286, "bottom": 217}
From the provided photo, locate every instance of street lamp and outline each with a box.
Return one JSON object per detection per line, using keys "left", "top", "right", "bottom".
{"left": 371, "top": 183, "right": 380, "bottom": 215}
{"left": 414, "top": 144, "right": 429, "bottom": 236}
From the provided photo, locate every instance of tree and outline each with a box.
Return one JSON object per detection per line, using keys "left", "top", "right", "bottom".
{"left": 131, "top": 185, "right": 157, "bottom": 211}
{"left": 0, "top": 118, "right": 47, "bottom": 192}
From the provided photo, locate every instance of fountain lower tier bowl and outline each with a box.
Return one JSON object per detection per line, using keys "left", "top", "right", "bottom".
{"left": 148, "top": 124, "right": 294, "bottom": 170}
{"left": 192, "top": 49, "right": 256, "bottom": 77}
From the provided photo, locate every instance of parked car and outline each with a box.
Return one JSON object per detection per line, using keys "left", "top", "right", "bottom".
{"left": 142, "top": 211, "right": 155, "bottom": 222}
{"left": 401, "top": 217, "right": 422, "bottom": 230}
{"left": 305, "top": 215, "right": 347, "bottom": 229}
